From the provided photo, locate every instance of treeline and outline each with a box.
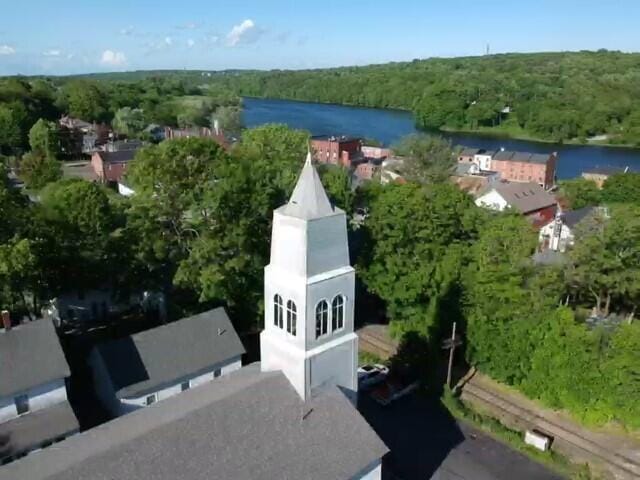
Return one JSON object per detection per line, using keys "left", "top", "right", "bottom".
{"left": 0, "top": 75, "right": 241, "bottom": 157}
{"left": 202, "top": 50, "right": 640, "bottom": 145}
{"left": 357, "top": 165, "right": 640, "bottom": 429}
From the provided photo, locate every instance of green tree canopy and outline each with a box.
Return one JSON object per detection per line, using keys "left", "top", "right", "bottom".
{"left": 601, "top": 173, "right": 640, "bottom": 205}
{"left": 19, "top": 151, "right": 61, "bottom": 190}
{"left": 393, "top": 134, "right": 456, "bottom": 184}
{"left": 558, "top": 178, "right": 601, "bottom": 209}
{"left": 29, "top": 118, "right": 61, "bottom": 159}
{"left": 112, "top": 107, "right": 146, "bottom": 137}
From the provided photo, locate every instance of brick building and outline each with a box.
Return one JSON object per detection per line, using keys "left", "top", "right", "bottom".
{"left": 490, "top": 150, "right": 557, "bottom": 189}
{"left": 91, "top": 150, "right": 137, "bottom": 184}
{"left": 311, "top": 135, "right": 362, "bottom": 167}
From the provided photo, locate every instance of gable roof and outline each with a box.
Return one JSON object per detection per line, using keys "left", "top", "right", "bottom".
{"left": 0, "top": 319, "right": 70, "bottom": 398}
{"left": 0, "top": 365, "right": 388, "bottom": 480}
{"left": 561, "top": 206, "right": 597, "bottom": 228}
{"left": 95, "top": 307, "right": 245, "bottom": 398}
{"left": 459, "top": 147, "right": 480, "bottom": 157}
{"left": 490, "top": 182, "right": 557, "bottom": 214}
{"left": 95, "top": 150, "right": 137, "bottom": 164}
{"left": 279, "top": 153, "right": 340, "bottom": 220}
{"left": 0, "top": 401, "right": 79, "bottom": 460}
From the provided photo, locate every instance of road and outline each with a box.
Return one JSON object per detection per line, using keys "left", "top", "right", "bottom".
{"left": 358, "top": 392, "right": 564, "bottom": 480}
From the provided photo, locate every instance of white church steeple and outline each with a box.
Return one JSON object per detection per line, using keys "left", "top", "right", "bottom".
{"left": 260, "top": 153, "right": 358, "bottom": 402}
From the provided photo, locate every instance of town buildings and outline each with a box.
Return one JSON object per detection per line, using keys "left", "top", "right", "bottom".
{"left": 581, "top": 166, "right": 629, "bottom": 188}
{"left": 311, "top": 135, "right": 362, "bottom": 167}
{"left": 475, "top": 181, "right": 558, "bottom": 227}
{"left": 89, "top": 308, "right": 244, "bottom": 416}
{"left": 90, "top": 149, "right": 137, "bottom": 184}
{"left": 0, "top": 313, "right": 79, "bottom": 465}
{"left": 538, "top": 206, "right": 600, "bottom": 252}
{"left": 1, "top": 154, "right": 387, "bottom": 480}
{"left": 458, "top": 148, "right": 557, "bottom": 189}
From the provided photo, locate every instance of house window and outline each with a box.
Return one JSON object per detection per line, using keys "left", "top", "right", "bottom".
{"left": 14, "top": 394, "right": 29, "bottom": 415}
{"left": 181, "top": 381, "right": 190, "bottom": 392}
{"left": 146, "top": 394, "right": 157, "bottom": 406}
{"left": 274, "top": 294, "right": 283, "bottom": 329}
{"left": 286, "top": 300, "right": 297, "bottom": 336}
{"left": 315, "top": 300, "right": 329, "bottom": 338}
{"left": 332, "top": 295, "right": 345, "bottom": 331}
{"left": 213, "top": 368, "right": 222, "bottom": 378}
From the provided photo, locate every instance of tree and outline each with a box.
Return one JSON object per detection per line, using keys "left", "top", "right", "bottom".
{"left": 0, "top": 237, "right": 38, "bottom": 318}
{"left": 210, "top": 106, "right": 242, "bottom": 135}
{"left": 63, "top": 81, "right": 108, "bottom": 122}
{"left": 0, "top": 103, "right": 27, "bottom": 154}
{"left": 19, "top": 151, "right": 61, "bottom": 190}
{"left": 359, "top": 182, "right": 481, "bottom": 336}
{"left": 393, "top": 134, "right": 456, "bottom": 184}
{"left": 558, "top": 178, "right": 601, "bottom": 209}
{"left": 112, "top": 107, "right": 146, "bottom": 137}
{"left": 29, "top": 118, "right": 61, "bottom": 159}
{"left": 566, "top": 204, "right": 640, "bottom": 315}
{"left": 601, "top": 173, "right": 640, "bottom": 205}
{"left": 317, "top": 164, "right": 355, "bottom": 216}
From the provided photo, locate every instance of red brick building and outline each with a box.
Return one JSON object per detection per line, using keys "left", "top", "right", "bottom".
{"left": 91, "top": 150, "right": 137, "bottom": 184}
{"left": 490, "top": 151, "right": 557, "bottom": 189}
{"left": 164, "top": 127, "right": 229, "bottom": 149}
{"left": 311, "top": 135, "right": 362, "bottom": 167}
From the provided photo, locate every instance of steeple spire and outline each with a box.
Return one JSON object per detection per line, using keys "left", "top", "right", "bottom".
{"left": 282, "top": 153, "right": 335, "bottom": 219}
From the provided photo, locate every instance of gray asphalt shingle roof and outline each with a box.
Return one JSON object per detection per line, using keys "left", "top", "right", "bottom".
{"left": 95, "top": 307, "right": 245, "bottom": 398}
{"left": 0, "top": 319, "right": 70, "bottom": 398}
{"left": 561, "top": 206, "right": 596, "bottom": 228}
{"left": 0, "top": 364, "right": 388, "bottom": 480}
{"left": 492, "top": 182, "right": 557, "bottom": 214}
{"left": 0, "top": 401, "right": 79, "bottom": 460}
{"left": 492, "top": 150, "right": 553, "bottom": 164}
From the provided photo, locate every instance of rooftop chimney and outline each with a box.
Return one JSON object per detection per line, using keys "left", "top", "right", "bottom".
{"left": 2, "top": 310, "right": 11, "bottom": 331}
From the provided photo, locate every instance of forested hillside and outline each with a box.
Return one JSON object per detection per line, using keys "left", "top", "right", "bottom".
{"left": 203, "top": 50, "right": 640, "bottom": 145}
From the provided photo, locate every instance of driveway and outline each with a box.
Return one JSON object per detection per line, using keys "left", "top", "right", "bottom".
{"left": 358, "top": 392, "right": 564, "bottom": 480}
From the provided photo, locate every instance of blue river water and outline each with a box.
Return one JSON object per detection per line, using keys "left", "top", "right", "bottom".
{"left": 242, "top": 97, "right": 640, "bottom": 180}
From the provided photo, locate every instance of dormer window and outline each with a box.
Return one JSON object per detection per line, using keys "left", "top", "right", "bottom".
{"left": 315, "top": 300, "right": 329, "bottom": 338}
{"left": 274, "top": 294, "right": 283, "bottom": 329}
{"left": 332, "top": 295, "right": 345, "bottom": 331}
{"left": 286, "top": 300, "right": 297, "bottom": 336}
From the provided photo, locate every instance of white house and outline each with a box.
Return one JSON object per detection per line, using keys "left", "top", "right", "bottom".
{"left": 89, "top": 307, "right": 245, "bottom": 416}
{"left": 0, "top": 314, "right": 78, "bottom": 465}
{"left": 475, "top": 181, "right": 557, "bottom": 215}
{"left": 1, "top": 154, "right": 387, "bottom": 480}
{"left": 539, "top": 206, "right": 598, "bottom": 252}
{"left": 473, "top": 149, "right": 495, "bottom": 171}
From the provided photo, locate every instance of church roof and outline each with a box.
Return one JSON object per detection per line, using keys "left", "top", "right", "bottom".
{"left": 280, "top": 153, "right": 339, "bottom": 220}
{"left": 0, "top": 364, "right": 388, "bottom": 480}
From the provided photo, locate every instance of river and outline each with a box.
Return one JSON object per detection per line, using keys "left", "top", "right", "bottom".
{"left": 242, "top": 97, "right": 640, "bottom": 180}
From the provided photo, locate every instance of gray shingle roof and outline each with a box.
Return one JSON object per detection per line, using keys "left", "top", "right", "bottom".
{"left": 561, "top": 206, "right": 596, "bottom": 228}
{"left": 0, "top": 401, "right": 79, "bottom": 461}
{"left": 0, "top": 319, "right": 70, "bottom": 398}
{"left": 492, "top": 150, "right": 553, "bottom": 164}
{"left": 95, "top": 307, "right": 245, "bottom": 398}
{"left": 492, "top": 182, "right": 557, "bottom": 214}
{"left": 0, "top": 365, "right": 388, "bottom": 480}
{"left": 458, "top": 147, "right": 480, "bottom": 157}
{"left": 96, "top": 150, "right": 137, "bottom": 164}
{"left": 279, "top": 153, "right": 340, "bottom": 220}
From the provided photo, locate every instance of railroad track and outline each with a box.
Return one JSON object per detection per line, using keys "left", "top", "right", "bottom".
{"left": 461, "top": 380, "right": 640, "bottom": 480}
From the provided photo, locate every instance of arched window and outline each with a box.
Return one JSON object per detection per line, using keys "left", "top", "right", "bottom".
{"left": 273, "top": 294, "right": 283, "bottom": 329}
{"left": 286, "top": 300, "right": 297, "bottom": 336}
{"left": 332, "top": 295, "right": 345, "bottom": 331}
{"left": 315, "top": 300, "right": 328, "bottom": 338}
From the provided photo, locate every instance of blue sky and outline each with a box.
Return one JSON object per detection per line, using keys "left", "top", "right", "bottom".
{"left": 0, "top": 0, "right": 639, "bottom": 75}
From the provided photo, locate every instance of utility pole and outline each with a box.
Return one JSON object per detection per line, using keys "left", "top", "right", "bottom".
{"left": 441, "top": 322, "right": 462, "bottom": 389}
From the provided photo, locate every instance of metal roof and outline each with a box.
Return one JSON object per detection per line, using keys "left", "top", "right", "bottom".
{"left": 0, "top": 364, "right": 388, "bottom": 480}
{"left": 95, "top": 307, "right": 245, "bottom": 399}
{"left": 0, "top": 319, "right": 70, "bottom": 398}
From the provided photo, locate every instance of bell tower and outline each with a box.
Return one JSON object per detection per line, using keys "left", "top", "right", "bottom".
{"left": 260, "top": 153, "right": 358, "bottom": 401}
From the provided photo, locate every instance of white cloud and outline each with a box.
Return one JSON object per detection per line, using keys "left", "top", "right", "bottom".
{"left": 0, "top": 45, "right": 15, "bottom": 55}
{"left": 164, "top": 36, "right": 173, "bottom": 46}
{"left": 187, "top": 38, "right": 195, "bottom": 48}
{"left": 226, "top": 19, "right": 259, "bottom": 47}
{"left": 43, "top": 49, "right": 61, "bottom": 57}
{"left": 100, "top": 49, "right": 127, "bottom": 66}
